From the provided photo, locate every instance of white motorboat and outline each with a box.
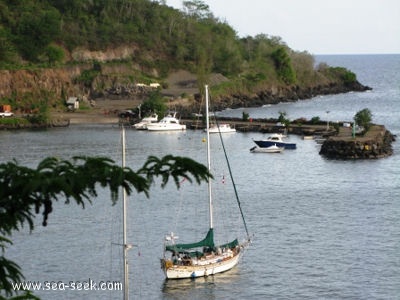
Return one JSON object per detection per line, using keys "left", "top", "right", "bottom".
{"left": 250, "top": 144, "right": 284, "bottom": 153}
{"left": 205, "top": 123, "right": 236, "bottom": 134}
{"left": 132, "top": 113, "right": 158, "bottom": 129}
{"left": 146, "top": 112, "right": 186, "bottom": 131}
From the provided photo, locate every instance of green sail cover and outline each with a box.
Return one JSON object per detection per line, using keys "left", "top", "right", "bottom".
{"left": 166, "top": 228, "right": 215, "bottom": 253}
{"left": 165, "top": 229, "right": 239, "bottom": 256}
{"left": 219, "top": 238, "right": 239, "bottom": 249}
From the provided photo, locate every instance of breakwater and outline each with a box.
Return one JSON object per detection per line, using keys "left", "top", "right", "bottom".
{"left": 183, "top": 119, "right": 395, "bottom": 159}
{"left": 183, "top": 117, "right": 334, "bottom": 136}
{"left": 319, "top": 125, "right": 395, "bottom": 159}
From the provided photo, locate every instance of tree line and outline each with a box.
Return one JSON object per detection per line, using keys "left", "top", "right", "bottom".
{"left": 0, "top": 0, "right": 357, "bottom": 89}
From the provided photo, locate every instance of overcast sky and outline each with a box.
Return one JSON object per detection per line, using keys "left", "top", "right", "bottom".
{"left": 166, "top": 0, "right": 400, "bottom": 55}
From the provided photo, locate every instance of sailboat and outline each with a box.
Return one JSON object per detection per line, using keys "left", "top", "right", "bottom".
{"left": 160, "top": 85, "right": 250, "bottom": 279}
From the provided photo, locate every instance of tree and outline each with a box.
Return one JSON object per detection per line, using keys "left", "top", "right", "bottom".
{"left": 354, "top": 108, "right": 372, "bottom": 131}
{"left": 0, "top": 155, "right": 212, "bottom": 298}
{"left": 271, "top": 46, "right": 296, "bottom": 84}
{"left": 44, "top": 45, "right": 64, "bottom": 65}
{"left": 242, "top": 111, "right": 249, "bottom": 121}
{"left": 140, "top": 91, "right": 168, "bottom": 117}
{"left": 182, "top": 0, "right": 211, "bottom": 19}
{"left": 14, "top": 7, "right": 61, "bottom": 61}
{"left": 277, "top": 111, "right": 290, "bottom": 127}
{"left": 0, "top": 27, "right": 16, "bottom": 64}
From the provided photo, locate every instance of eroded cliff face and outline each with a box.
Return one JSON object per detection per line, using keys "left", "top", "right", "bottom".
{"left": 0, "top": 67, "right": 84, "bottom": 100}
{"left": 0, "top": 45, "right": 146, "bottom": 102}
{"left": 70, "top": 45, "right": 138, "bottom": 62}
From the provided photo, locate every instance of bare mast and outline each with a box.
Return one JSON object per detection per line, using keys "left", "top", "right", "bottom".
{"left": 121, "top": 127, "right": 129, "bottom": 300}
{"left": 205, "top": 85, "right": 213, "bottom": 229}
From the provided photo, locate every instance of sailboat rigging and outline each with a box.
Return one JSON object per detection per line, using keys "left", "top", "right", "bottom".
{"left": 160, "top": 85, "right": 251, "bottom": 279}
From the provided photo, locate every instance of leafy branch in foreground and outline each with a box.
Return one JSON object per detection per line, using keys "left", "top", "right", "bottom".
{"left": 0, "top": 155, "right": 212, "bottom": 298}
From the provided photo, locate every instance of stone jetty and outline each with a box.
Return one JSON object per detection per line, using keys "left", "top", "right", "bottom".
{"left": 319, "top": 125, "right": 395, "bottom": 159}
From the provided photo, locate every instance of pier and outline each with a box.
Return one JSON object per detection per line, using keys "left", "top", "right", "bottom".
{"left": 182, "top": 118, "right": 335, "bottom": 137}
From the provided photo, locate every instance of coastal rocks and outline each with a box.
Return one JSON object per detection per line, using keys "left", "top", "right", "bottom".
{"left": 319, "top": 125, "right": 395, "bottom": 159}
{"left": 214, "top": 81, "right": 371, "bottom": 110}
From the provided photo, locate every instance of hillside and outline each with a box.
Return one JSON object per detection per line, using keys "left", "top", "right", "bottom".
{"left": 0, "top": 0, "right": 371, "bottom": 121}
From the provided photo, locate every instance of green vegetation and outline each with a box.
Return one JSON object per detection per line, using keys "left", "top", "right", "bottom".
{"left": 0, "top": 0, "right": 362, "bottom": 118}
{"left": 242, "top": 111, "right": 250, "bottom": 121}
{"left": 0, "top": 0, "right": 354, "bottom": 83}
{"left": 0, "top": 90, "right": 53, "bottom": 126}
{"left": 316, "top": 64, "right": 357, "bottom": 86}
{"left": 354, "top": 108, "right": 373, "bottom": 131}
{"left": 271, "top": 46, "right": 296, "bottom": 84}
{"left": 311, "top": 116, "right": 321, "bottom": 124}
{"left": 277, "top": 111, "right": 290, "bottom": 127}
{"left": 0, "top": 155, "right": 211, "bottom": 298}
{"left": 138, "top": 91, "right": 168, "bottom": 117}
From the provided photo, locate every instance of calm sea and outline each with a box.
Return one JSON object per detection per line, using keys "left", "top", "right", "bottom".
{"left": 1, "top": 54, "right": 399, "bottom": 300}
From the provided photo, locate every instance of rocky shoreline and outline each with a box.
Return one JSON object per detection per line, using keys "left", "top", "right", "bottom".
{"left": 205, "top": 81, "right": 371, "bottom": 111}
{"left": 164, "top": 80, "right": 372, "bottom": 116}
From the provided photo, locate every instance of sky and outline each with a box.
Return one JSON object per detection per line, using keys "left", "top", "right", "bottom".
{"left": 166, "top": 0, "right": 400, "bottom": 55}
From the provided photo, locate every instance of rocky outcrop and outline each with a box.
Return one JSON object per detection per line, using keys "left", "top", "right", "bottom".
{"left": 70, "top": 45, "right": 138, "bottom": 62}
{"left": 213, "top": 81, "right": 371, "bottom": 110}
{"left": 319, "top": 125, "right": 395, "bottom": 159}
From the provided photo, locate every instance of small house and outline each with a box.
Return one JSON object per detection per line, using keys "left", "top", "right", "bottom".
{"left": 66, "top": 97, "right": 79, "bottom": 110}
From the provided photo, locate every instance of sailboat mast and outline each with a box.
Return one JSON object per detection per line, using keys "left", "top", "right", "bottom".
{"left": 121, "top": 127, "right": 129, "bottom": 300}
{"left": 205, "top": 85, "right": 213, "bottom": 229}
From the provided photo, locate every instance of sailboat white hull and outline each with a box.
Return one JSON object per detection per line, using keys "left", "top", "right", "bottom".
{"left": 163, "top": 249, "right": 242, "bottom": 279}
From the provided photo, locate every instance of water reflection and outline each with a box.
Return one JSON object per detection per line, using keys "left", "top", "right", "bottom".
{"left": 161, "top": 268, "right": 241, "bottom": 300}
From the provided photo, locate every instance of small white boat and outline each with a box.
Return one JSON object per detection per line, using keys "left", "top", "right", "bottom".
{"left": 146, "top": 112, "right": 186, "bottom": 131}
{"left": 314, "top": 135, "right": 326, "bottom": 144}
{"left": 205, "top": 123, "right": 236, "bottom": 134}
{"left": 132, "top": 113, "right": 158, "bottom": 129}
{"left": 303, "top": 135, "right": 314, "bottom": 140}
{"left": 250, "top": 144, "right": 284, "bottom": 153}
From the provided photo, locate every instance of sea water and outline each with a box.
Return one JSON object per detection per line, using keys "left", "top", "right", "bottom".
{"left": 1, "top": 54, "right": 399, "bottom": 299}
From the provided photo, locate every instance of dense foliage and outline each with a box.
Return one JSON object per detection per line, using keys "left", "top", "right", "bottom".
{"left": 0, "top": 0, "right": 362, "bottom": 124}
{"left": 0, "top": 0, "right": 347, "bottom": 86}
{"left": 0, "top": 154, "right": 211, "bottom": 298}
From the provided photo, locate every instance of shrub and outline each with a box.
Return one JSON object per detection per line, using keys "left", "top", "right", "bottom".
{"left": 242, "top": 111, "right": 249, "bottom": 121}
{"left": 271, "top": 47, "right": 296, "bottom": 84}
{"left": 311, "top": 116, "right": 320, "bottom": 124}
{"left": 354, "top": 108, "right": 372, "bottom": 131}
